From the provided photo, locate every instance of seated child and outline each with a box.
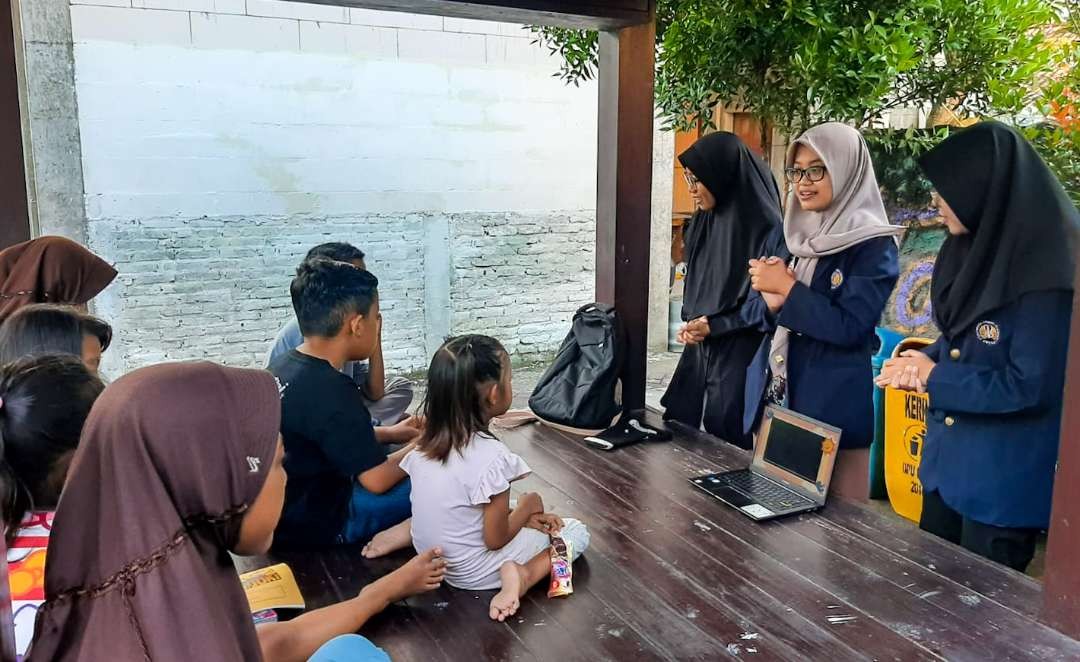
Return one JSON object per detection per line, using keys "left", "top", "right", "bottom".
{"left": 0, "top": 304, "right": 113, "bottom": 374}
{"left": 269, "top": 259, "right": 418, "bottom": 550}
{"left": 401, "top": 334, "right": 590, "bottom": 621}
{"left": 0, "top": 354, "right": 105, "bottom": 656}
{"left": 267, "top": 242, "right": 414, "bottom": 425}
{"left": 27, "top": 361, "right": 447, "bottom": 662}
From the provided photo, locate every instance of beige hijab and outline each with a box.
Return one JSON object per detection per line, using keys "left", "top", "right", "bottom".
{"left": 768, "top": 123, "right": 903, "bottom": 397}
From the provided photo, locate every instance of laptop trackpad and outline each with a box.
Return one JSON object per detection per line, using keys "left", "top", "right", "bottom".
{"left": 712, "top": 485, "right": 754, "bottom": 507}
{"left": 711, "top": 486, "right": 777, "bottom": 519}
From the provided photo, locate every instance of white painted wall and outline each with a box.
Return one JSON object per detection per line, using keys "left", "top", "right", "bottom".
{"left": 71, "top": 6, "right": 598, "bottom": 219}
{"left": 68, "top": 0, "right": 601, "bottom": 375}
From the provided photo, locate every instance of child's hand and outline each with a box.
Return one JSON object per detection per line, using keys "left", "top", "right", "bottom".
{"left": 386, "top": 417, "right": 422, "bottom": 443}
{"left": 518, "top": 491, "right": 544, "bottom": 516}
{"left": 526, "top": 512, "right": 564, "bottom": 535}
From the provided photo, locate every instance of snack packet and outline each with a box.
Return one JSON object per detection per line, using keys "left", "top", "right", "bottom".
{"left": 547, "top": 536, "right": 573, "bottom": 598}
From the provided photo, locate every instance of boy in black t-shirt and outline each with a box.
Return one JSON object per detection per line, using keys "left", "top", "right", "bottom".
{"left": 269, "top": 259, "right": 418, "bottom": 549}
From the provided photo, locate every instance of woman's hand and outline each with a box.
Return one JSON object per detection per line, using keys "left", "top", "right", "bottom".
{"left": 749, "top": 257, "right": 796, "bottom": 297}
{"left": 526, "top": 512, "right": 564, "bottom": 535}
{"left": 677, "top": 316, "right": 709, "bottom": 346}
{"left": 685, "top": 316, "right": 709, "bottom": 337}
{"left": 761, "top": 291, "right": 786, "bottom": 314}
{"left": 683, "top": 316, "right": 709, "bottom": 346}
{"left": 876, "top": 351, "right": 936, "bottom": 393}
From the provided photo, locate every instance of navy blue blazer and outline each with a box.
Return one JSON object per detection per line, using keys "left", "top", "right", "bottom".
{"left": 919, "top": 289, "right": 1073, "bottom": 529}
{"left": 743, "top": 236, "right": 899, "bottom": 448}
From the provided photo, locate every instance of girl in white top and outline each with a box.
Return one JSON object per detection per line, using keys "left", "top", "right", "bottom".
{"left": 401, "top": 335, "right": 589, "bottom": 621}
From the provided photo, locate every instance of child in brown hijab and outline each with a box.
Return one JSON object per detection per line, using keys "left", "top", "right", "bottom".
{"left": 27, "top": 362, "right": 446, "bottom": 662}
{"left": 0, "top": 237, "right": 116, "bottom": 322}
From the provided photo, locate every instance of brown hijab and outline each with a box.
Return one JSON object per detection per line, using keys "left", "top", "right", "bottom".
{"left": 27, "top": 362, "right": 280, "bottom": 662}
{"left": 0, "top": 237, "right": 117, "bottom": 321}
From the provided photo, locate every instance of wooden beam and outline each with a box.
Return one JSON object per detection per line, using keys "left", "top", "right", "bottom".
{"left": 1042, "top": 265, "right": 1080, "bottom": 638}
{"left": 595, "top": 19, "right": 655, "bottom": 411}
{"left": 293, "top": 0, "right": 650, "bottom": 29}
{"left": 0, "top": 0, "right": 30, "bottom": 250}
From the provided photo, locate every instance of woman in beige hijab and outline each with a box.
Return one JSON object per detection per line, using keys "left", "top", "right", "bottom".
{"left": 743, "top": 122, "right": 903, "bottom": 499}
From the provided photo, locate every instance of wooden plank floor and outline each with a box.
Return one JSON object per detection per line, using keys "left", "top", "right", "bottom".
{"left": 239, "top": 416, "right": 1080, "bottom": 661}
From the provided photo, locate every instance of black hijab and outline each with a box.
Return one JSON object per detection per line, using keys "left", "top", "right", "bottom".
{"left": 920, "top": 121, "right": 1080, "bottom": 339}
{"left": 678, "top": 132, "right": 783, "bottom": 322}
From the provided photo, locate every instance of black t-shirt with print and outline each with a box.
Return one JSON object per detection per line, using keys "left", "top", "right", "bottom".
{"left": 269, "top": 350, "right": 385, "bottom": 548}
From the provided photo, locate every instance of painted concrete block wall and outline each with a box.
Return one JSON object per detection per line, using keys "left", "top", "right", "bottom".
{"left": 68, "top": 0, "right": 599, "bottom": 376}
{"left": 448, "top": 212, "right": 595, "bottom": 360}
{"left": 88, "top": 213, "right": 429, "bottom": 371}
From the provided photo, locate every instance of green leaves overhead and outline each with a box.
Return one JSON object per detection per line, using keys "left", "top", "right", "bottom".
{"left": 529, "top": 0, "right": 1067, "bottom": 137}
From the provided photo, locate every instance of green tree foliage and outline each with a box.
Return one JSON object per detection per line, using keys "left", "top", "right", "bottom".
{"left": 1024, "top": 3, "right": 1080, "bottom": 206}
{"left": 530, "top": 0, "right": 1065, "bottom": 139}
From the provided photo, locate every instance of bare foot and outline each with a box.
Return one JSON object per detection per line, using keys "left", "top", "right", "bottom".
{"left": 364, "top": 547, "right": 447, "bottom": 604}
{"left": 489, "top": 562, "right": 527, "bottom": 622}
{"left": 362, "top": 520, "right": 413, "bottom": 559}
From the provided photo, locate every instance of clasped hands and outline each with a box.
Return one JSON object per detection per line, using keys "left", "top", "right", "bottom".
{"left": 749, "top": 256, "right": 796, "bottom": 313}
{"left": 875, "top": 351, "right": 936, "bottom": 393}
{"left": 678, "top": 256, "right": 795, "bottom": 346}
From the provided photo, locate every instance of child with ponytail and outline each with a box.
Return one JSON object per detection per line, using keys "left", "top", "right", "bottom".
{"left": 0, "top": 354, "right": 104, "bottom": 656}
{"left": 401, "top": 335, "right": 590, "bottom": 621}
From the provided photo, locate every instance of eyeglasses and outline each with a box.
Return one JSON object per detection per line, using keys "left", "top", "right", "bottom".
{"left": 784, "top": 165, "right": 827, "bottom": 183}
{"left": 683, "top": 170, "right": 700, "bottom": 188}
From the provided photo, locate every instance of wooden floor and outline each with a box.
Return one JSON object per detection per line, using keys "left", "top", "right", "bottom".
{"left": 243, "top": 416, "right": 1080, "bottom": 661}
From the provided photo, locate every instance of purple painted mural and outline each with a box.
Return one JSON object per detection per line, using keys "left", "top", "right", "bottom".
{"left": 882, "top": 213, "right": 947, "bottom": 339}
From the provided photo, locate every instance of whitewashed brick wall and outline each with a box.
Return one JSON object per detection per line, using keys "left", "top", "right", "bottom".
{"left": 449, "top": 212, "right": 594, "bottom": 360}
{"left": 69, "top": 0, "right": 599, "bottom": 376}
{"left": 89, "top": 214, "right": 429, "bottom": 370}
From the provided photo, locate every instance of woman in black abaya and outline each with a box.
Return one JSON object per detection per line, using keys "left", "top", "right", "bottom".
{"left": 661, "top": 132, "right": 784, "bottom": 448}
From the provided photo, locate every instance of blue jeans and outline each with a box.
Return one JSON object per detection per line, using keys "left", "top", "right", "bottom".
{"left": 337, "top": 479, "right": 411, "bottom": 545}
{"left": 309, "top": 635, "right": 390, "bottom": 662}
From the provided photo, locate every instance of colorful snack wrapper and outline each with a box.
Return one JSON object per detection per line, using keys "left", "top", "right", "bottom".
{"left": 251, "top": 609, "right": 278, "bottom": 624}
{"left": 547, "top": 536, "right": 573, "bottom": 598}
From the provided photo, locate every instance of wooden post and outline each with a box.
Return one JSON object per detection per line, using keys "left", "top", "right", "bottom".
{"left": 1042, "top": 266, "right": 1080, "bottom": 638}
{"left": 0, "top": 0, "right": 29, "bottom": 250}
{"left": 595, "top": 19, "right": 655, "bottom": 412}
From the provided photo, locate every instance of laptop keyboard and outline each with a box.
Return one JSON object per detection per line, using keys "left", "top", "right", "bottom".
{"left": 718, "top": 471, "right": 815, "bottom": 512}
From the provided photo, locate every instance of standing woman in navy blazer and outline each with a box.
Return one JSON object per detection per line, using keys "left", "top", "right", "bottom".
{"left": 745, "top": 123, "right": 903, "bottom": 498}
{"left": 878, "top": 122, "right": 1079, "bottom": 571}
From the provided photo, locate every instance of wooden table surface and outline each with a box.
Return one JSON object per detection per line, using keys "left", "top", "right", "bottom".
{"left": 240, "top": 417, "right": 1080, "bottom": 661}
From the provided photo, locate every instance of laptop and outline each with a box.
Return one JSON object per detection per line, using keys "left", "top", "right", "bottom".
{"left": 690, "top": 406, "right": 841, "bottom": 521}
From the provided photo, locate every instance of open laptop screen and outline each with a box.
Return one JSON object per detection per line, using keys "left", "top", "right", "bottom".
{"left": 762, "top": 416, "right": 824, "bottom": 482}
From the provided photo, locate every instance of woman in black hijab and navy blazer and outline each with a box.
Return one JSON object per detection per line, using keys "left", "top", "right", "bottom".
{"left": 661, "top": 132, "right": 785, "bottom": 449}
{"left": 879, "top": 121, "right": 1079, "bottom": 571}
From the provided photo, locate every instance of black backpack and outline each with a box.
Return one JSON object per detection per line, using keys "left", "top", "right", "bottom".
{"left": 529, "top": 303, "right": 624, "bottom": 430}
